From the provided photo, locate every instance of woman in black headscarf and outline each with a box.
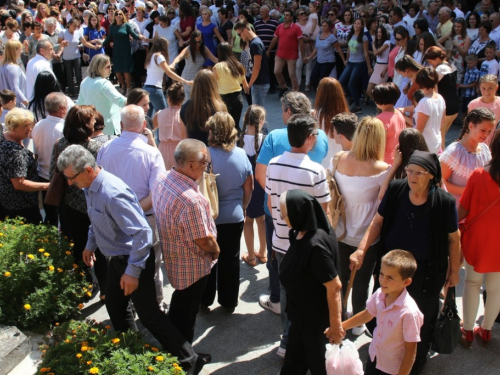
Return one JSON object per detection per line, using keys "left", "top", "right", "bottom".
{"left": 279, "top": 189, "right": 344, "bottom": 375}
{"left": 351, "top": 150, "right": 460, "bottom": 374}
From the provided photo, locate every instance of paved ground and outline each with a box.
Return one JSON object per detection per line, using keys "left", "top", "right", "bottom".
{"left": 10, "top": 89, "right": 500, "bottom": 375}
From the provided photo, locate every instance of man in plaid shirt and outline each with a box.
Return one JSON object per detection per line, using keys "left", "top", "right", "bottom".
{"left": 153, "top": 139, "right": 220, "bottom": 347}
{"left": 459, "top": 54, "right": 480, "bottom": 114}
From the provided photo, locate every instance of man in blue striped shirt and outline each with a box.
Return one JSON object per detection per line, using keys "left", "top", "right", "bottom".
{"left": 57, "top": 144, "right": 210, "bottom": 375}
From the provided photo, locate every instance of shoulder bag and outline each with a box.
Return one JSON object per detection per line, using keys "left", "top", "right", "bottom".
{"left": 44, "top": 139, "right": 66, "bottom": 207}
{"left": 325, "top": 152, "right": 346, "bottom": 241}
{"left": 198, "top": 149, "right": 219, "bottom": 220}
{"left": 431, "top": 287, "right": 461, "bottom": 354}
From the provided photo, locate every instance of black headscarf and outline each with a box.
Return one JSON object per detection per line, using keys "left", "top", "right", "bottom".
{"left": 283, "top": 189, "right": 331, "bottom": 233}
{"left": 408, "top": 150, "right": 442, "bottom": 187}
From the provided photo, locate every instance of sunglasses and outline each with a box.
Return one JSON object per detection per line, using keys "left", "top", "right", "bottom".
{"left": 168, "top": 11, "right": 175, "bottom": 14}
{"left": 395, "top": 37, "right": 403, "bottom": 41}
{"left": 328, "top": 13, "right": 335, "bottom": 16}
{"left": 299, "top": 12, "right": 306, "bottom": 15}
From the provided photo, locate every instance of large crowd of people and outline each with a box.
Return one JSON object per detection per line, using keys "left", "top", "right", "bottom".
{"left": 1, "top": 0, "right": 500, "bottom": 374}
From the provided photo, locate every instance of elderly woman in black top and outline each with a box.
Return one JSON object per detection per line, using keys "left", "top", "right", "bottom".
{"left": 351, "top": 151, "right": 460, "bottom": 374}
{"left": 0, "top": 108, "right": 49, "bottom": 223}
{"left": 279, "top": 189, "right": 344, "bottom": 375}
{"left": 49, "top": 105, "right": 108, "bottom": 302}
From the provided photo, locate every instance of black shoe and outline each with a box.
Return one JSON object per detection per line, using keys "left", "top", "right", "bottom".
{"left": 279, "top": 87, "right": 289, "bottom": 98}
{"left": 198, "top": 353, "right": 212, "bottom": 364}
{"left": 351, "top": 106, "right": 362, "bottom": 114}
{"left": 410, "top": 358, "right": 427, "bottom": 375}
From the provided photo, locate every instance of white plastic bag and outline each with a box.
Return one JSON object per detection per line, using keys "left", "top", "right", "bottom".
{"left": 325, "top": 339, "right": 364, "bottom": 375}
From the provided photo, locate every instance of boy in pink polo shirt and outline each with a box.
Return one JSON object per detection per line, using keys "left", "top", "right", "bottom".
{"left": 342, "top": 250, "right": 423, "bottom": 375}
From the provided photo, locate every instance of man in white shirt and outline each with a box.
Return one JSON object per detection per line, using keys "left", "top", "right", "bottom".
{"left": 443, "top": 0, "right": 464, "bottom": 19}
{"left": 97, "top": 105, "right": 167, "bottom": 309}
{"left": 32, "top": 92, "right": 67, "bottom": 226}
{"left": 389, "top": 7, "right": 407, "bottom": 45}
{"left": 489, "top": 13, "right": 500, "bottom": 48}
{"left": 98, "top": 0, "right": 125, "bottom": 13}
{"left": 25, "top": 40, "right": 56, "bottom": 102}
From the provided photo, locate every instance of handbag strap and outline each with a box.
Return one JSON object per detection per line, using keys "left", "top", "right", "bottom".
{"left": 463, "top": 194, "right": 500, "bottom": 231}
{"left": 331, "top": 151, "right": 345, "bottom": 175}
{"left": 442, "top": 286, "right": 457, "bottom": 313}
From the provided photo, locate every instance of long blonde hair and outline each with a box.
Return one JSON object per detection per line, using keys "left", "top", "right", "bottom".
{"left": 4, "top": 40, "right": 22, "bottom": 65}
{"left": 350, "top": 116, "right": 386, "bottom": 161}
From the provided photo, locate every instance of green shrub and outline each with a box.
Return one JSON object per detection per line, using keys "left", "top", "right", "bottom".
{"left": 38, "top": 320, "right": 185, "bottom": 374}
{"left": 0, "top": 218, "right": 88, "bottom": 330}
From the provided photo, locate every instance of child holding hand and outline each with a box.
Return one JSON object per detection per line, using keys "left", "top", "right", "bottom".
{"left": 342, "top": 250, "right": 423, "bottom": 375}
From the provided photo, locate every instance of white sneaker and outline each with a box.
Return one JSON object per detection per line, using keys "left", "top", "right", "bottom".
{"left": 352, "top": 325, "right": 367, "bottom": 336}
{"left": 258, "top": 294, "right": 281, "bottom": 315}
{"left": 276, "top": 346, "right": 286, "bottom": 358}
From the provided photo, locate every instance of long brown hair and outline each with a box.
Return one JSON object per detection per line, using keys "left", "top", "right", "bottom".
{"left": 489, "top": 130, "right": 500, "bottom": 186}
{"left": 186, "top": 70, "right": 227, "bottom": 132}
{"left": 188, "top": 30, "right": 206, "bottom": 63}
{"left": 216, "top": 42, "right": 245, "bottom": 78}
{"left": 239, "top": 105, "right": 266, "bottom": 154}
{"left": 145, "top": 37, "right": 169, "bottom": 68}
{"left": 313, "top": 77, "right": 349, "bottom": 138}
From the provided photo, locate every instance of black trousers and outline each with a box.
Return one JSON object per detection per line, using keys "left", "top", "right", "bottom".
{"left": 339, "top": 241, "right": 378, "bottom": 315}
{"left": 221, "top": 91, "right": 244, "bottom": 131}
{"left": 406, "top": 271, "right": 445, "bottom": 364}
{"left": 52, "top": 62, "right": 66, "bottom": 93}
{"left": 310, "top": 61, "right": 336, "bottom": 91}
{"left": 280, "top": 324, "right": 328, "bottom": 375}
{"left": 268, "top": 50, "right": 277, "bottom": 90}
{"left": 3, "top": 206, "right": 41, "bottom": 224}
{"left": 201, "top": 221, "right": 244, "bottom": 310}
{"left": 106, "top": 249, "right": 198, "bottom": 369}
{"left": 62, "top": 203, "right": 108, "bottom": 290}
{"left": 169, "top": 274, "right": 209, "bottom": 344}
{"left": 39, "top": 177, "right": 59, "bottom": 227}
{"left": 133, "top": 49, "right": 147, "bottom": 88}
{"left": 365, "top": 356, "right": 391, "bottom": 375}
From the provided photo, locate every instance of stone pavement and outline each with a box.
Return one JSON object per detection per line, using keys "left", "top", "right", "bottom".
{"left": 9, "top": 90, "right": 500, "bottom": 375}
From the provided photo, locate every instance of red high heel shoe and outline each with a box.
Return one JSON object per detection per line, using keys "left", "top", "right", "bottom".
{"left": 459, "top": 328, "right": 473, "bottom": 349}
{"left": 474, "top": 326, "right": 492, "bottom": 346}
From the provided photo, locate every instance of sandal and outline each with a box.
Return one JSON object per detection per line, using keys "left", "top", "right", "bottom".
{"left": 257, "top": 254, "right": 268, "bottom": 264}
{"left": 241, "top": 253, "right": 257, "bottom": 267}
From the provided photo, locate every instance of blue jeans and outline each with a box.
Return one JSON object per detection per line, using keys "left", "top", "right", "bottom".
{"left": 339, "top": 61, "right": 367, "bottom": 106}
{"left": 252, "top": 83, "right": 270, "bottom": 106}
{"left": 144, "top": 85, "right": 167, "bottom": 117}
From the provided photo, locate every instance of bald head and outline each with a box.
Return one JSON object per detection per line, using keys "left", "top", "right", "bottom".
{"left": 174, "top": 139, "right": 207, "bottom": 168}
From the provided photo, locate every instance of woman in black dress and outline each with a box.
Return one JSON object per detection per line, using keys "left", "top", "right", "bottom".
{"left": 279, "top": 189, "right": 344, "bottom": 375}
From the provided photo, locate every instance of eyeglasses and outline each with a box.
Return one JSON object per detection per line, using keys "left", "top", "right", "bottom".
{"left": 395, "top": 37, "right": 403, "bottom": 41}
{"left": 104, "top": 65, "right": 111, "bottom": 69}
{"left": 328, "top": 13, "right": 335, "bottom": 16}
{"left": 299, "top": 12, "right": 306, "bottom": 15}
{"left": 168, "top": 11, "right": 175, "bottom": 14}
{"left": 115, "top": 13, "right": 122, "bottom": 16}
{"left": 404, "top": 167, "right": 429, "bottom": 177}
{"left": 65, "top": 170, "right": 82, "bottom": 181}
{"left": 190, "top": 159, "right": 209, "bottom": 166}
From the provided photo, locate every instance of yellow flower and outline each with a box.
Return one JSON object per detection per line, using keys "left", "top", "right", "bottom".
{"left": 55, "top": 322, "right": 60, "bottom": 326}
{"left": 73, "top": 264, "right": 79, "bottom": 269}
{"left": 19, "top": 251, "right": 22, "bottom": 254}
{"left": 105, "top": 325, "right": 111, "bottom": 329}
{"left": 155, "top": 356, "right": 164, "bottom": 362}
{"left": 64, "top": 339, "right": 71, "bottom": 343}
{"left": 173, "top": 363, "right": 181, "bottom": 369}
{"left": 79, "top": 303, "right": 84, "bottom": 310}
{"left": 81, "top": 346, "right": 88, "bottom": 351}
{"left": 87, "top": 361, "right": 92, "bottom": 365}
{"left": 111, "top": 338, "right": 120, "bottom": 344}
{"left": 0, "top": 244, "right": 3, "bottom": 247}
{"left": 4, "top": 271, "right": 11, "bottom": 277}
{"left": 48, "top": 266, "right": 55, "bottom": 271}
{"left": 65, "top": 251, "right": 71, "bottom": 255}
{"left": 76, "top": 353, "right": 82, "bottom": 358}
{"left": 69, "top": 242, "right": 74, "bottom": 247}
{"left": 57, "top": 268, "right": 63, "bottom": 273}
{"left": 89, "top": 367, "right": 99, "bottom": 374}
{"left": 27, "top": 254, "right": 35, "bottom": 260}
{"left": 24, "top": 304, "right": 31, "bottom": 310}
{"left": 148, "top": 366, "right": 154, "bottom": 371}
{"left": 38, "top": 248, "right": 45, "bottom": 253}
{"left": 151, "top": 347, "right": 159, "bottom": 352}
{"left": 144, "top": 344, "right": 150, "bottom": 348}
{"left": 43, "top": 252, "right": 50, "bottom": 257}
{"left": 0, "top": 233, "right": 3, "bottom": 236}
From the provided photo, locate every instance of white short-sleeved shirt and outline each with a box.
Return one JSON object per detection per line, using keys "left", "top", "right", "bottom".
{"left": 414, "top": 94, "right": 446, "bottom": 154}
{"left": 144, "top": 53, "right": 166, "bottom": 88}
